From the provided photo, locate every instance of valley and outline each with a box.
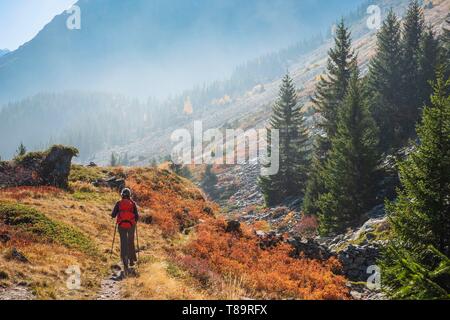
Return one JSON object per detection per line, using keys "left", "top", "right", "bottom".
{"left": 0, "top": 0, "right": 449, "bottom": 301}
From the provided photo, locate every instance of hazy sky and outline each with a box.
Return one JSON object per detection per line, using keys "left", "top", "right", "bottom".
{"left": 0, "top": 0, "right": 77, "bottom": 50}
{"left": 0, "top": 0, "right": 368, "bottom": 52}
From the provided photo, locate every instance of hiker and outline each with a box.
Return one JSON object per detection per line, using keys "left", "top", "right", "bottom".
{"left": 111, "top": 188, "right": 139, "bottom": 271}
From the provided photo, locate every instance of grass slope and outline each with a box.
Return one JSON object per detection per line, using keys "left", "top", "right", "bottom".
{"left": 0, "top": 165, "right": 350, "bottom": 300}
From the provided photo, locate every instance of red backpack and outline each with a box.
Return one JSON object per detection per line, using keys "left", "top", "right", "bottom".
{"left": 117, "top": 199, "right": 136, "bottom": 229}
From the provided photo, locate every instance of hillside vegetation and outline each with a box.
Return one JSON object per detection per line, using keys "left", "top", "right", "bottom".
{"left": 0, "top": 164, "right": 349, "bottom": 300}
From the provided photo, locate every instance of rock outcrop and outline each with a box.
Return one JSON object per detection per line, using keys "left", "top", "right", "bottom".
{"left": 321, "top": 216, "right": 389, "bottom": 282}
{"left": 215, "top": 159, "right": 264, "bottom": 209}
{"left": 0, "top": 145, "right": 78, "bottom": 189}
{"left": 93, "top": 176, "right": 125, "bottom": 191}
{"left": 288, "top": 238, "right": 333, "bottom": 260}
{"left": 256, "top": 231, "right": 284, "bottom": 249}
{"left": 225, "top": 220, "right": 242, "bottom": 235}
{"left": 335, "top": 244, "right": 381, "bottom": 281}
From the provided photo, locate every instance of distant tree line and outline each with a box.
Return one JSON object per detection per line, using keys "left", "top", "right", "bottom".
{"left": 0, "top": 92, "right": 162, "bottom": 161}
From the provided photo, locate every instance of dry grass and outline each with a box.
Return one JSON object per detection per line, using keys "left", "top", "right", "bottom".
{"left": 1, "top": 165, "right": 349, "bottom": 300}
{"left": 0, "top": 166, "right": 210, "bottom": 300}
{"left": 0, "top": 186, "right": 113, "bottom": 299}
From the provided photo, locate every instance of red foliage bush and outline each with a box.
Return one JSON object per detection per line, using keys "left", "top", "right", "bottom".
{"left": 126, "top": 169, "right": 217, "bottom": 237}
{"left": 0, "top": 186, "right": 63, "bottom": 201}
{"left": 294, "top": 214, "right": 319, "bottom": 239}
{"left": 183, "top": 218, "right": 349, "bottom": 300}
{"left": 127, "top": 168, "right": 349, "bottom": 299}
{"left": 179, "top": 255, "right": 221, "bottom": 286}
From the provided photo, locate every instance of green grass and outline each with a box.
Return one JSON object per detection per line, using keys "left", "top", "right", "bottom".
{"left": 353, "top": 223, "right": 391, "bottom": 246}
{"left": 0, "top": 202, "right": 98, "bottom": 256}
{"left": 15, "top": 145, "right": 78, "bottom": 166}
{"left": 69, "top": 165, "right": 106, "bottom": 183}
{"left": 166, "top": 261, "right": 185, "bottom": 279}
{"left": 71, "top": 190, "right": 103, "bottom": 201}
{"left": 333, "top": 221, "right": 392, "bottom": 252}
{"left": 70, "top": 189, "right": 117, "bottom": 204}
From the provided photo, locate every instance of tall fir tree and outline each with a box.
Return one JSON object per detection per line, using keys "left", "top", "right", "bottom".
{"left": 418, "top": 26, "right": 440, "bottom": 109}
{"left": 259, "top": 74, "right": 311, "bottom": 206}
{"left": 399, "top": 0, "right": 425, "bottom": 142}
{"left": 381, "top": 69, "right": 450, "bottom": 299}
{"left": 317, "top": 71, "right": 379, "bottom": 235}
{"left": 201, "top": 164, "right": 218, "bottom": 199}
{"left": 312, "top": 19, "right": 357, "bottom": 153}
{"left": 302, "top": 154, "right": 323, "bottom": 215}
{"left": 16, "top": 142, "right": 27, "bottom": 157}
{"left": 441, "top": 15, "right": 450, "bottom": 78}
{"left": 367, "top": 10, "right": 403, "bottom": 153}
{"left": 110, "top": 152, "right": 118, "bottom": 167}
{"left": 304, "top": 19, "right": 356, "bottom": 215}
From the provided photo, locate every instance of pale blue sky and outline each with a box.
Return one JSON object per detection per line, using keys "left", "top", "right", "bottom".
{"left": 0, "top": 0, "right": 77, "bottom": 50}
{"left": 0, "top": 0, "right": 368, "bottom": 52}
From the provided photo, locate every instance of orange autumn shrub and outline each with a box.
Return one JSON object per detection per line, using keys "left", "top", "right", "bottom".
{"left": 0, "top": 186, "right": 63, "bottom": 201}
{"left": 126, "top": 168, "right": 217, "bottom": 237}
{"left": 252, "top": 220, "right": 271, "bottom": 232}
{"left": 125, "top": 167, "right": 349, "bottom": 299}
{"left": 294, "top": 214, "right": 319, "bottom": 239}
{"left": 183, "top": 218, "right": 350, "bottom": 300}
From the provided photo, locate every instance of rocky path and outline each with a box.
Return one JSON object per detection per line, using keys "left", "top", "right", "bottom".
{"left": 0, "top": 285, "right": 35, "bottom": 300}
{"left": 97, "top": 278, "right": 122, "bottom": 300}
{"left": 96, "top": 251, "right": 144, "bottom": 300}
{"left": 96, "top": 263, "right": 137, "bottom": 300}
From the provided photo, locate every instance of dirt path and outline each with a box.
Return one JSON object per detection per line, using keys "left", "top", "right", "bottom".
{"left": 0, "top": 285, "right": 35, "bottom": 300}
{"left": 96, "top": 253, "right": 142, "bottom": 300}
{"left": 96, "top": 263, "right": 130, "bottom": 300}
{"left": 97, "top": 278, "right": 122, "bottom": 300}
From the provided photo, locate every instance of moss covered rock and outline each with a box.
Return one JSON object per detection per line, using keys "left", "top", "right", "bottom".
{"left": 0, "top": 145, "right": 78, "bottom": 189}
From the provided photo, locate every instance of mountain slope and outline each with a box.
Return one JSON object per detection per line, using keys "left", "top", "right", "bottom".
{"left": 0, "top": 0, "right": 365, "bottom": 105}
{"left": 88, "top": 0, "right": 450, "bottom": 214}
{"left": 0, "top": 158, "right": 349, "bottom": 300}
{"left": 90, "top": 0, "right": 427, "bottom": 164}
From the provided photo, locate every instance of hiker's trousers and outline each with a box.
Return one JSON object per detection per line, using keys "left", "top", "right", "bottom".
{"left": 118, "top": 225, "right": 137, "bottom": 268}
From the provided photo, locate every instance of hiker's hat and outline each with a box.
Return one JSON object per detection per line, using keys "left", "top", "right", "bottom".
{"left": 121, "top": 188, "right": 131, "bottom": 198}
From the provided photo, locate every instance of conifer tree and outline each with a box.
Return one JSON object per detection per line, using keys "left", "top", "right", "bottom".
{"left": 381, "top": 69, "right": 450, "bottom": 299}
{"left": 418, "top": 27, "right": 439, "bottom": 108}
{"left": 302, "top": 155, "right": 323, "bottom": 215}
{"left": 110, "top": 152, "right": 118, "bottom": 167}
{"left": 317, "top": 71, "right": 379, "bottom": 235}
{"left": 180, "top": 166, "right": 193, "bottom": 179}
{"left": 201, "top": 164, "right": 218, "bottom": 198}
{"left": 259, "top": 74, "right": 311, "bottom": 206}
{"left": 367, "top": 10, "right": 403, "bottom": 152}
{"left": 122, "top": 152, "right": 130, "bottom": 166}
{"left": 399, "top": 0, "right": 425, "bottom": 141}
{"left": 16, "top": 142, "right": 27, "bottom": 157}
{"left": 441, "top": 15, "right": 450, "bottom": 78}
{"left": 304, "top": 20, "right": 356, "bottom": 214}
{"left": 169, "top": 160, "right": 183, "bottom": 175}
{"left": 312, "top": 19, "right": 357, "bottom": 154}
